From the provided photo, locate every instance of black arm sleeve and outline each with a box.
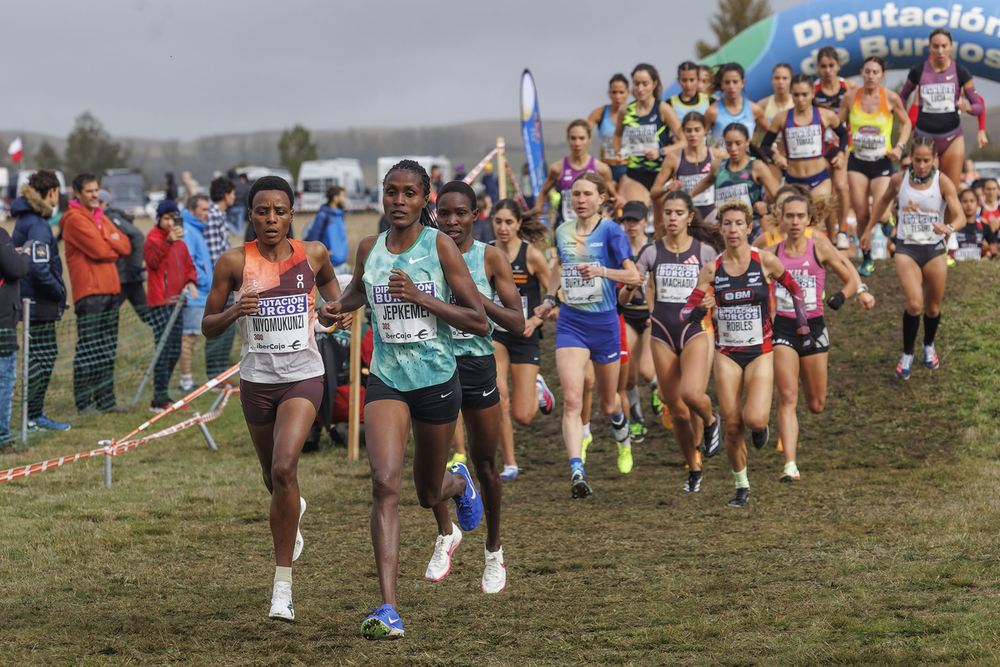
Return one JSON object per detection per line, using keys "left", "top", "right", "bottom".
{"left": 958, "top": 63, "right": 973, "bottom": 87}
{"left": 824, "top": 123, "right": 849, "bottom": 161}
{"left": 759, "top": 130, "right": 778, "bottom": 159}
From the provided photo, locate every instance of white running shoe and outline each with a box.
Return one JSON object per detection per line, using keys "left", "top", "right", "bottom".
{"left": 269, "top": 582, "right": 294, "bottom": 621}
{"left": 482, "top": 546, "right": 506, "bottom": 594}
{"left": 425, "top": 522, "right": 462, "bottom": 582}
{"left": 836, "top": 231, "right": 850, "bottom": 250}
{"left": 292, "top": 497, "right": 306, "bottom": 562}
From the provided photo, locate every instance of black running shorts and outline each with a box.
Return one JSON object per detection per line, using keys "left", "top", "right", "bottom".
{"left": 365, "top": 371, "right": 462, "bottom": 424}
{"left": 772, "top": 315, "right": 830, "bottom": 357}
{"left": 456, "top": 354, "right": 500, "bottom": 411}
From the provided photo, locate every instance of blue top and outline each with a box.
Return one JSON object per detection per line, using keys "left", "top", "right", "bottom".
{"left": 554, "top": 218, "right": 632, "bottom": 313}
{"left": 306, "top": 205, "right": 349, "bottom": 266}
{"left": 712, "top": 93, "right": 757, "bottom": 146}
{"left": 10, "top": 196, "right": 66, "bottom": 321}
{"left": 180, "top": 210, "right": 212, "bottom": 307}
{"left": 598, "top": 105, "right": 617, "bottom": 160}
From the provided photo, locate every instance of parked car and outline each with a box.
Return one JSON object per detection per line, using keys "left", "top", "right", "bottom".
{"left": 145, "top": 190, "right": 167, "bottom": 218}
{"left": 8, "top": 169, "right": 67, "bottom": 204}
{"left": 101, "top": 169, "right": 147, "bottom": 216}
{"left": 296, "top": 159, "right": 366, "bottom": 211}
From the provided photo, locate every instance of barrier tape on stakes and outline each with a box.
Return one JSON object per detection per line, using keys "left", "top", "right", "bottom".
{"left": 462, "top": 147, "right": 499, "bottom": 185}
{"left": 503, "top": 159, "right": 529, "bottom": 211}
{"left": 0, "top": 364, "right": 241, "bottom": 484}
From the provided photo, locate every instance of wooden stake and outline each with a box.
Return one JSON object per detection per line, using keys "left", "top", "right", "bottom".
{"left": 347, "top": 308, "right": 363, "bottom": 461}
{"left": 497, "top": 137, "right": 507, "bottom": 200}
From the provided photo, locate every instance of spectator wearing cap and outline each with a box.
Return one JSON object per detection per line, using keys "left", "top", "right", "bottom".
{"left": 454, "top": 162, "right": 466, "bottom": 182}
{"left": 0, "top": 219, "right": 30, "bottom": 446}
{"left": 10, "top": 170, "right": 69, "bottom": 432}
{"left": 203, "top": 177, "right": 238, "bottom": 383}
{"left": 61, "top": 173, "right": 131, "bottom": 414}
{"left": 306, "top": 185, "right": 350, "bottom": 274}
{"left": 145, "top": 201, "right": 198, "bottom": 412}
{"left": 177, "top": 195, "right": 212, "bottom": 392}
{"left": 481, "top": 161, "right": 500, "bottom": 206}
{"left": 100, "top": 188, "right": 148, "bottom": 323}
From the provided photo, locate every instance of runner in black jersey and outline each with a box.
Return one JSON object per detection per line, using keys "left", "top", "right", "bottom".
{"left": 652, "top": 112, "right": 725, "bottom": 223}
{"left": 813, "top": 46, "right": 858, "bottom": 245}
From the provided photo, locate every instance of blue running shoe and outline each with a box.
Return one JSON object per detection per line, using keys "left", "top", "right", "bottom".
{"left": 923, "top": 344, "right": 940, "bottom": 369}
{"left": 29, "top": 414, "right": 71, "bottom": 432}
{"left": 858, "top": 258, "right": 874, "bottom": 277}
{"left": 895, "top": 353, "right": 913, "bottom": 380}
{"left": 361, "top": 604, "right": 404, "bottom": 639}
{"left": 450, "top": 462, "right": 484, "bottom": 531}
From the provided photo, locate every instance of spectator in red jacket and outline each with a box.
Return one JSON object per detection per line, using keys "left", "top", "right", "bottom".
{"left": 145, "top": 200, "right": 198, "bottom": 412}
{"left": 60, "top": 173, "right": 131, "bottom": 414}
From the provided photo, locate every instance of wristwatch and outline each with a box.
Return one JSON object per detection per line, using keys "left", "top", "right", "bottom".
{"left": 857, "top": 283, "right": 869, "bottom": 294}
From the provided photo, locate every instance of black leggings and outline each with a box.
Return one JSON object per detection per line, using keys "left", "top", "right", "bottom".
{"left": 73, "top": 295, "right": 120, "bottom": 412}
{"left": 27, "top": 320, "right": 57, "bottom": 420}
{"left": 149, "top": 305, "right": 184, "bottom": 401}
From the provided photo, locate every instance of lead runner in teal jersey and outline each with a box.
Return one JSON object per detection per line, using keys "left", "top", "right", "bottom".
{"left": 321, "top": 161, "right": 488, "bottom": 640}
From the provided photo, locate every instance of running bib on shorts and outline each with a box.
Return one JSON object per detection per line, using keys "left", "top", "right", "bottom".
{"left": 775, "top": 274, "right": 817, "bottom": 313}
{"left": 560, "top": 189, "right": 577, "bottom": 221}
{"left": 247, "top": 294, "right": 311, "bottom": 354}
{"left": 920, "top": 83, "right": 956, "bottom": 114}
{"left": 899, "top": 211, "right": 941, "bottom": 245}
{"left": 561, "top": 263, "right": 602, "bottom": 304}
{"left": 853, "top": 127, "right": 887, "bottom": 161}
{"left": 492, "top": 294, "right": 528, "bottom": 333}
{"left": 954, "top": 245, "right": 981, "bottom": 261}
{"left": 785, "top": 125, "right": 824, "bottom": 160}
{"left": 372, "top": 282, "right": 438, "bottom": 343}
{"left": 622, "top": 124, "right": 658, "bottom": 157}
{"left": 655, "top": 264, "right": 699, "bottom": 303}
{"left": 715, "top": 183, "right": 752, "bottom": 209}
{"left": 717, "top": 304, "right": 763, "bottom": 347}
{"left": 678, "top": 174, "right": 714, "bottom": 207}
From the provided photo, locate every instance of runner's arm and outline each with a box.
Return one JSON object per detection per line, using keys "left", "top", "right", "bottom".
{"left": 484, "top": 245, "right": 525, "bottom": 336}
{"left": 661, "top": 103, "right": 687, "bottom": 156}
{"left": 202, "top": 249, "right": 246, "bottom": 338}
{"left": 754, "top": 160, "right": 782, "bottom": 201}
{"left": 815, "top": 235, "right": 862, "bottom": 308}
{"left": 688, "top": 160, "right": 719, "bottom": 199}
{"left": 679, "top": 262, "right": 715, "bottom": 323}
{"left": 319, "top": 236, "right": 376, "bottom": 328}
{"left": 534, "top": 254, "right": 562, "bottom": 320}
{"left": 306, "top": 240, "right": 342, "bottom": 303}
{"left": 863, "top": 174, "right": 903, "bottom": 240}
{"left": 940, "top": 173, "right": 967, "bottom": 233}
{"left": 751, "top": 100, "right": 768, "bottom": 139}
{"left": 887, "top": 90, "right": 913, "bottom": 160}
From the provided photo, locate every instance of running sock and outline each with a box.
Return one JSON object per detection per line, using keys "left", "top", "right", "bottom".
{"left": 862, "top": 249, "right": 872, "bottom": 261}
{"left": 690, "top": 470, "right": 703, "bottom": 481}
{"left": 783, "top": 461, "right": 799, "bottom": 477}
{"left": 570, "top": 457, "right": 584, "bottom": 476}
{"left": 582, "top": 423, "right": 591, "bottom": 439}
{"left": 626, "top": 387, "right": 643, "bottom": 423}
{"left": 610, "top": 411, "right": 630, "bottom": 446}
{"left": 923, "top": 314, "right": 940, "bottom": 347}
{"left": 902, "top": 312, "right": 921, "bottom": 355}
{"left": 274, "top": 566, "right": 292, "bottom": 588}
{"left": 733, "top": 468, "right": 750, "bottom": 489}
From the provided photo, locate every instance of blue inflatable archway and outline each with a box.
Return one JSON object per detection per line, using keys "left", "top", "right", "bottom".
{"left": 663, "top": 0, "right": 1000, "bottom": 100}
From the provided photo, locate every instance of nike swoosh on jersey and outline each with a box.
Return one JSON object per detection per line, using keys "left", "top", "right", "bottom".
{"left": 409, "top": 255, "right": 430, "bottom": 263}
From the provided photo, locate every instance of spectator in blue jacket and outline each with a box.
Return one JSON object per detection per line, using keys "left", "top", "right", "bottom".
{"left": 306, "top": 185, "right": 350, "bottom": 274}
{"left": 9, "top": 170, "right": 70, "bottom": 432}
{"left": 177, "top": 195, "right": 212, "bottom": 392}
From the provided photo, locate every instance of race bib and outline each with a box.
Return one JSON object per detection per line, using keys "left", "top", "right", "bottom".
{"left": 372, "top": 282, "right": 438, "bottom": 343}
{"left": 775, "top": 274, "right": 817, "bottom": 313}
{"left": 715, "top": 183, "right": 752, "bottom": 209}
{"left": 717, "top": 304, "right": 763, "bottom": 347}
{"left": 785, "top": 124, "right": 823, "bottom": 160}
{"left": 492, "top": 294, "right": 529, "bottom": 333}
{"left": 560, "top": 188, "right": 577, "bottom": 221}
{"left": 920, "top": 83, "right": 956, "bottom": 114}
{"left": 852, "top": 127, "right": 887, "bottom": 161}
{"left": 601, "top": 134, "right": 617, "bottom": 160}
{"left": 561, "top": 263, "right": 602, "bottom": 304}
{"left": 954, "top": 245, "right": 981, "bottom": 261}
{"left": 899, "top": 211, "right": 941, "bottom": 245}
{"left": 622, "top": 124, "right": 658, "bottom": 157}
{"left": 247, "top": 294, "right": 310, "bottom": 354}
{"left": 678, "top": 174, "right": 714, "bottom": 207}
{"left": 655, "top": 263, "right": 699, "bottom": 303}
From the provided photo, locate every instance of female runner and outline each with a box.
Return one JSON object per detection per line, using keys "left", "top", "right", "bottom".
{"left": 813, "top": 46, "right": 859, "bottom": 245}
{"left": 587, "top": 73, "right": 631, "bottom": 183}
{"left": 320, "top": 161, "right": 489, "bottom": 639}
{"left": 978, "top": 178, "right": 1000, "bottom": 237}
{"left": 705, "top": 63, "right": 768, "bottom": 149}
{"left": 426, "top": 181, "right": 525, "bottom": 594}
{"left": 653, "top": 112, "right": 723, "bottom": 222}
{"left": 202, "top": 176, "right": 343, "bottom": 621}
{"left": 681, "top": 200, "right": 814, "bottom": 507}
{"left": 840, "top": 56, "right": 912, "bottom": 277}
{"left": 613, "top": 63, "right": 686, "bottom": 204}
{"left": 490, "top": 199, "right": 552, "bottom": 480}
{"left": 900, "top": 29, "right": 984, "bottom": 207}
{"left": 638, "top": 191, "right": 724, "bottom": 493}
{"left": 758, "top": 64, "right": 794, "bottom": 132}
{"left": 534, "top": 173, "right": 639, "bottom": 497}
{"left": 754, "top": 184, "right": 812, "bottom": 248}
{"left": 690, "top": 123, "right": 781, "bottom": 242}
{"left": 668, "top": 62, "right": 711, "bottom": 128}
{"left": 767, "top": 195, "right": 874, "bottom": 483}
{"left": 951, "top": 188, "right": 998, "bottom": 260}
{"left": 865, "top": 137, "right": 965, "bottom": 379}
{"left": 534, "top": 120, "right": 624, "bottom": 222}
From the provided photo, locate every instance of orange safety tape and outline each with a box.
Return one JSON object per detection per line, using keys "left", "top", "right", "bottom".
{"left": 462, "top": 148, "right": 500, "bottom": 185}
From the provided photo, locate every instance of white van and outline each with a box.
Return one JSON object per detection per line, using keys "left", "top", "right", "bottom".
{"left": 296, "top": 159, "right": 366, "bottom": 212}
{"left": 235, "top": 166, "right": 295, "bottom": 188}
{"left": 376, "top": 156, "right": 451, "bottom": 209}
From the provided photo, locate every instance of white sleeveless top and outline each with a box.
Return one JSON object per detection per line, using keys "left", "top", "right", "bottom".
{"left": 897, "top": 170, "right": 946, "bottom": 246}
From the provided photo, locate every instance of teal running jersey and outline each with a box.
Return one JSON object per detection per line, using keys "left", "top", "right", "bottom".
{"left": 451, "top": 240, "right": 495, "bottom": 358}
{"left": 364, "top": 227, "right": 455, "bottom": 391}
{"left": 554, "top": 218, "right": 632, "bottom": 313}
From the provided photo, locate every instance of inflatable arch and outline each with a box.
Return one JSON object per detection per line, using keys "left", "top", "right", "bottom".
{"left": 663, "top": 0, "right": 1000, "bottom": 101}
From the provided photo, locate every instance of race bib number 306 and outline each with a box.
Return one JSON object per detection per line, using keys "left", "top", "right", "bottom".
{"left": 372, "top": 282, "right": 438, "bottom": 343}
{"left": 248, "top": 294, "right": 310, "bottom": 353}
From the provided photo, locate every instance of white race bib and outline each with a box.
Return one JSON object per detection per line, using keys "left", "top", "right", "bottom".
{"left": 715, "top": 183, "right": 752, "bottom": 209}
{"left": 678, "top": 174, "right": 714, "bottom": 207}
{"left": 655, "top": 264, "right": 699, "bottom": 303}
{"left": 493, "top": 294, "right": 528, "bottom": 333}
{"left": 899, "top": 211, "right": 942, "bottom": 245}
{"left": 717, "top": 304, "right": 763, "bottom": 347}
{"left": 601, "top": 134, "right": 616, "bottom": 160}
{"left": 785, "top": 124, "right": 824, "bottom": 160}
{"left": 775, "top": 274, "right": 817, "bottom": 313}
{"left": 852, "top": 127, "right": 887, "bottom": 161}
{"left": 954, "top": 245, "right": 981, "bottom": 261}
{"left": 372, "top": 282, "right": 438, "bottom": 343}
{"left": 560, "top": 188, "right": 577, "bottom": 221}
{"left": 247, "top": 294, "right": 310, "bottom": 354}
{"left": 622, "top": 124, "right": 658, "bottom": 157}
{"left": 561, "top": 263, "right": 603, "bottom": 304}
{"left": 920, "top": 83, "right": 957, "bottom": 114}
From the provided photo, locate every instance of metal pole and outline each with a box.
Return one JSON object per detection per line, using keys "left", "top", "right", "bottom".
{"left": 208, "top": 390, "right": 226, "bottom": 414}
{"left": 347, "top": 308, "right": 363, "bottom": 461}
{"left": 21, "top": 299, "right": 30, "bottom": 446}
{"left": 194, "top": 413, "right": 219, "bottom": 451}
{"left": 99, "top": 440, "right": 113, "bottom": 488}
{"left": 131, "top": 293, "right": 187, "bottom": 407}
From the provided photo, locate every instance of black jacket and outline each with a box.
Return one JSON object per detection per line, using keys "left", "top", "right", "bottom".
{"left": 10, "top": 187, "right": 67, "bottom": 322}
{"left": 105, "top": 206, "right": 146, "bottom": 285}
{"left": 0, "top": 227, "right": 30, "bottom": 354}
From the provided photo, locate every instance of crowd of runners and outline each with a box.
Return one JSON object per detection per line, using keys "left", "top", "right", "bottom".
{"left": 211, "top": 27, "right": 998, "bottom": 637}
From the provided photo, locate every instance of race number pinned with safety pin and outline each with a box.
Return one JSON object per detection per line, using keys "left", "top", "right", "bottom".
{"left": 561, "top": 263, "right": 602, "bottom": 304}
{"left": 248, "top": 294, "right": 310, "bottom": 353}
{"left": 372, "top": 281, "right": 438, "bottom": 343}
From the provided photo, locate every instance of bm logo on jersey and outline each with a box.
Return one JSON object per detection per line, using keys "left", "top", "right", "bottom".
{"left": 721, "top": 289, "right": 752, "bottom": 303}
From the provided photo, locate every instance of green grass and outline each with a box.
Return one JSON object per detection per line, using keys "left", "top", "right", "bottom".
{"left": 1, "top": 259, "right": 999, "bottom": 666}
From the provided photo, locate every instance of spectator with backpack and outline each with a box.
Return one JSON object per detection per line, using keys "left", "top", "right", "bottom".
{"left": 306, "top": 185, "right": 350, "bottom": 274}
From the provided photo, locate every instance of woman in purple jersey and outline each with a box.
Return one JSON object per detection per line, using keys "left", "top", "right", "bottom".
{"left": 900, "top": 28, "right": 984, "bottom": 191}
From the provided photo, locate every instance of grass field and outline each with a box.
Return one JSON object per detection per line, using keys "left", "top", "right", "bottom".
{"left": 1, "top": 259, "right": 999, "bottom": 666}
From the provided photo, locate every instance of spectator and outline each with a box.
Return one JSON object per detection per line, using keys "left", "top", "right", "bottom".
{"left": 231, "top": 172, "right": 251, "bottom": 233}
{"left": 430, "top": 165, "right": 444, "bottom": 194}
{"left": 10, "top": 170, "right": 70, "bottom": 432}
{"left": 61, "top": 173, "right": 131, "bottom": 413}
{"left": 454, "top": 162, "right": 466, "bottom": 182}
{"left": 472, "top": 192, "right": 495, "bottom": 243}
{"left": 144, "top": 201, "right": 198, "bottom": 412}
{"left": 164, "top": 172, "right": 178, "bottom": 202}
{"left": 307, "top": 185, "right": 350, "bottom": 274}
{"left": 0, "top": 219, "right": 30, "bottom": 446}
{"left": 204, "top": 177, "right": 237, "bottom": 383}
{"left": 181, "top": 171, "right": 200, "bottom": 201}
{"left": 101, "top": 189, "right": 148, "bottom": 323}
{"left": 481, "top": 161, "right": 500, "bottom": 204}
{"left": 177, "top": 195, "right": 212, "bottom": 392}
{"left": 520, "top": 163, "right": 535, "bottom": 209}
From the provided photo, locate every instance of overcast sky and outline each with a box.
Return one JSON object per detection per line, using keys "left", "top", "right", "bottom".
{"left": 0, "top": 0, "right": 926, "bottom": 141}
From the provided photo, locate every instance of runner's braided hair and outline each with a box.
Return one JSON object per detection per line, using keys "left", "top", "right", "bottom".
{"left": 660, "top": 190, "right": 724, "bottom": 252}
{"left": 384, "top": 159, "right": 436, "bottom": 228}
{"left": 494, "top": 198, "right": 549, "bottom": 244}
